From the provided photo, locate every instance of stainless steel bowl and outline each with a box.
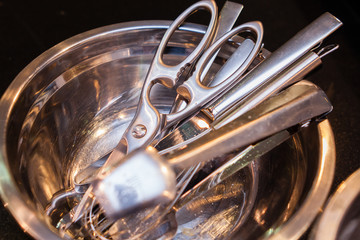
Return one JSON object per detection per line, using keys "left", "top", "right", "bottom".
{"left": 312, "top": 167, "right": 360, "bottom": 240}
{"left": 0, "top": 21, "right": 335, "bottom": 239}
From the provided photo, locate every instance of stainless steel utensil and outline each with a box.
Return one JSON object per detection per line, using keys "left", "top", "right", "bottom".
{"left": 204, "top": 12, "right": 341, "bottom": 122}
{"left": 76, "top": 12, "right": 342, "bottom": 181}
{"left": 91, "top": 79, "right": 332, "bottom": 218}
{"left": 156, "top": 44, "right": 337, "bottom": 151}
{"left": 66, "top": 14, "right": 341, "bottom": 239}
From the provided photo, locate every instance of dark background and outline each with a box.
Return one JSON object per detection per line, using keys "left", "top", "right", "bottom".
{"left": 0, "top": 0, "right": 359, "bottom": 239}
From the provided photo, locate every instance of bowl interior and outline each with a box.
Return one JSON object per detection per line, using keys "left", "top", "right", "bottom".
{"left": 1, "top": 22, "right": 333, "bottom": 239}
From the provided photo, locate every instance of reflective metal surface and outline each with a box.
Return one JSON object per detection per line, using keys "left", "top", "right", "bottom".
{"left": 163, "top": 81, "right": 332, "bottom": 168}
{"left": 312, "top": 167, "right": 360, "bottom": 240}
{"left": 0, "top": 21, "right": 335, "bottom": 239}
{"left": 85, "top": 80, "right": 333, "bottom": 223}
{"left": 92, "top": 147, "right": 176, "bottom": 220}
{"left": 205, "top": 12, "right": 342, "bottom": 121}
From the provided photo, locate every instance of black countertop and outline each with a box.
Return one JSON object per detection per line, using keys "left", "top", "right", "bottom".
{"left": 1, "top": 0, "right": 359, "bottom": 239}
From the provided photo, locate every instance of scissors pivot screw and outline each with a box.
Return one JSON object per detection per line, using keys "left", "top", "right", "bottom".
{"left": 132, "top": 124, "right": 147, "bottom": 138}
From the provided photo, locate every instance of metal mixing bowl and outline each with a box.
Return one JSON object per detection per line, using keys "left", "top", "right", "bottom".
{"left": 0, "top": 21, "right": 335, "bottom": 239}
{"left": 312, "top": 167, "right": 360, "bottom": 240}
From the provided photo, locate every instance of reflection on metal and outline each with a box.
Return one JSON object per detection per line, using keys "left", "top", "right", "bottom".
{"left": 312, "top": 167, "right": 360, "bottom": 240}
{"left": 0, "top": 0, "right": 340, "bottom": 238}
{"left": 194, "top": 118, "right": 210, "bottom": 129}
{"left": 265, "top": 120, "right": 335, "bottom": 240}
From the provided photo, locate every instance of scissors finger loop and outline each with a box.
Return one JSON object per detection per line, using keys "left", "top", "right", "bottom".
{"left": 151, "top": 0, "right": 218, "bottom": 88}
{"left": 166, "top": 21, "right": 264, "bottom": 126}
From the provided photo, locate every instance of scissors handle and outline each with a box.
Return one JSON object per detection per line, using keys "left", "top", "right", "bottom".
{"left": 166, "top": 21, "right": 264, "bottom": 126}
{"left": 123, "top": 0, "right": 218, "bottom": 152}
{"left": 148, "top": 0, "right": 218, "bottom": 88}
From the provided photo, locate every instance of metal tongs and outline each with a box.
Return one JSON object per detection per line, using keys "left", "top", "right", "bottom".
{"left": 64, "top": 1, "right": 342, "bottom": 237}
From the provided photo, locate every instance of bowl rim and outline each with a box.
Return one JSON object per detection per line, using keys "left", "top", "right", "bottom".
{"left": 0, "top": 20, "right": 335, "bottom": 240}
{"left": 266, "top": 120, "right": 336, "bottom": 240}
{"left": 312, "top": 164, "right": 360, "bottom": 240}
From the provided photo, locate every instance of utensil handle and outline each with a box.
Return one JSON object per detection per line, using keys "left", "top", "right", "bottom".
{"left": 211, "top": 50, "right": 322, "bottom": 128}
{"left": 205, "top": 12, "right": 342, "bottom": 120}
{"left": 165, "top": 21, "right": 263, "bottom": 126}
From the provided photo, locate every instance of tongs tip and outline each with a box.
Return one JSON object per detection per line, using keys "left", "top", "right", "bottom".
{"left": 316, "top": 44, "right": 340, "bottom": 58}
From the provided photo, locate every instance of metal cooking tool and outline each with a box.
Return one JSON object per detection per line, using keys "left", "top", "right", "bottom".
{"left": 73, "top": 18, "right": 263, "bottom": 189}
{"left": 91, "top": 80, "right": 332, "bottom": 219}
{"left": 204, "top": 12, "right": 341, "bottom": 122}
{"left": 156, "top": 44, "right": 338, "bottom": 151}
{"left": 68, "top": 12, "right": 344, "bottom": 233}
{"left": 77, "top": 12, "right": 342, "bottom": 179}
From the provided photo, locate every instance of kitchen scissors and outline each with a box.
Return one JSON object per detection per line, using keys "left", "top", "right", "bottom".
{"left": 69, "top": 0, "right": 263, "bottom": 226}
{"left": 98, "top": 3, "right": 263, "bottom": 176}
